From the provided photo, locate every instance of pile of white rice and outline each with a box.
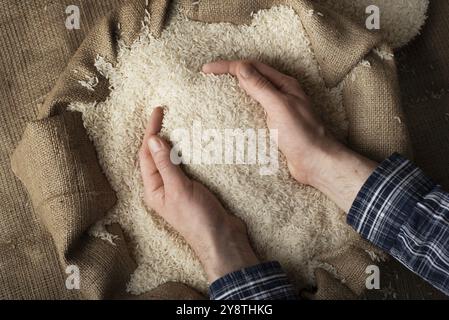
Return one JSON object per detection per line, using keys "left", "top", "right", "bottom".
{"left": 69, "top": 1, "right": 427, "bottom": 294}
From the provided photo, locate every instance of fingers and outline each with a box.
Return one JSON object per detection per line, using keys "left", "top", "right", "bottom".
{"left": 202, "top": 60, "right": 285, "bottom": 110}
{"left": 146, "top": 106, "right": 164, "bottom": 137}
{"left": 147, "top": 135, "right": 189, "bottom": 191}
{"left": 139, "top": 107, "right": 165, "bottom": 205}
{"left": 139, "top": 107, "right": 191, "bottom": 212}
{"left": 251, "top": 61, "right": 306, "bottom": 99}
{"left": 203, "top": 60, "right": 305, "bottom": 102}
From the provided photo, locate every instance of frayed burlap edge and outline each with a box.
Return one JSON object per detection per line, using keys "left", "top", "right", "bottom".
{"left": 11, "top": 0, "right": 410, "bottom": 300}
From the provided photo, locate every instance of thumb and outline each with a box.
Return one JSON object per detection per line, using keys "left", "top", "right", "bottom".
{"left": 237, "top": 63, "right": 285, "bottom": 110}
{"left": 147, "top": 135, "right": 189, "bottom": 189}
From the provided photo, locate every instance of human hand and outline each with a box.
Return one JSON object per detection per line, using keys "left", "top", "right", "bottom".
{"left": 202, "top": 60, "right": 340, "bottom": 186}
{"left": 138, "top": 107, "right": 259, "bottom": 282}
{"left": 202, "top": 60, "right": 377, "bottom": 212}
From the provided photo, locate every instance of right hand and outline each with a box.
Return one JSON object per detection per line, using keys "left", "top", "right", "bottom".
{"left": 202, "top": 60, "right": 342, "bottom": 186}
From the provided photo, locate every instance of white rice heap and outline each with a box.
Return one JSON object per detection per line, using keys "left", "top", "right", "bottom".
{"left": 316, "top": 0, "right": 429, "bottom": 48}
{"left": 68, "top": 2, "right": 423, "bottom": 294}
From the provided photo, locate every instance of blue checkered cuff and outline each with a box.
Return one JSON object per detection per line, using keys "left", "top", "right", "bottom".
{"left": 348, "top": 153, "right": 435, "bottom": 252}
{"left": 208, "top": 261, "right": 298, "bottom": 300}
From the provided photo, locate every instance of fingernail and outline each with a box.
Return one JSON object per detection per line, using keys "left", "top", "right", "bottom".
{"left": 202, "top": 64, "right": 211, "bottom": 73}
{"left": 148, "top": 136, "right": 162, "bottom": 153}
{"left": 240, "top": 64, "right": 255, "bottom": 79}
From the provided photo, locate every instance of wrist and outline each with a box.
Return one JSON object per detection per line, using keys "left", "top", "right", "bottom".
{"left": 307, "top": 140, "right": 351, "bottom": 189}
{"left": 308, "top": 143, "right": 378, "bottom": 213}
{"left": 198, "top": 220, "right": 260, "bottom": 283}
{"left": 203, "top": 239, "right": 260, "bottom": 283}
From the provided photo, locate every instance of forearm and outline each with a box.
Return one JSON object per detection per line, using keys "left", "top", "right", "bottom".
{"left": 347, "top": 153, "right": 449, "bottom": 295}
{"left": 310, "top": 146, "right": 449, "bottom": 295}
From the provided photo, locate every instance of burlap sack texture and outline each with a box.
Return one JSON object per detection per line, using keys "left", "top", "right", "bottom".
{"left": 6, "top": 0, "right": 201, "bottom": 300}
{"left": 9, "top": 0, "right": 409, "bottom": 299}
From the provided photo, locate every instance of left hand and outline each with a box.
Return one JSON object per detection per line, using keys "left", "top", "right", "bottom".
{"left": 138, "top": 107, "right": 259, "bottom": 282}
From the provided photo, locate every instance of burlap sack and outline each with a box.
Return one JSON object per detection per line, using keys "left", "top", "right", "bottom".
{"left": 0, "top": 0, "right": 131, "bottom": 300}
{"left": 9, "top": 0, "right": 409, "bottom": 299}
{"left": 3, "top": 0, "right": 199, "bottom": 300}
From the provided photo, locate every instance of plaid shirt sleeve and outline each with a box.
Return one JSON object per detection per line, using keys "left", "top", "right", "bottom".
{"left": 348, "top": 153, "right": 449, "bottom": 296}
{"left": 208, "top": 261, "right": 298, "bottom": 300}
